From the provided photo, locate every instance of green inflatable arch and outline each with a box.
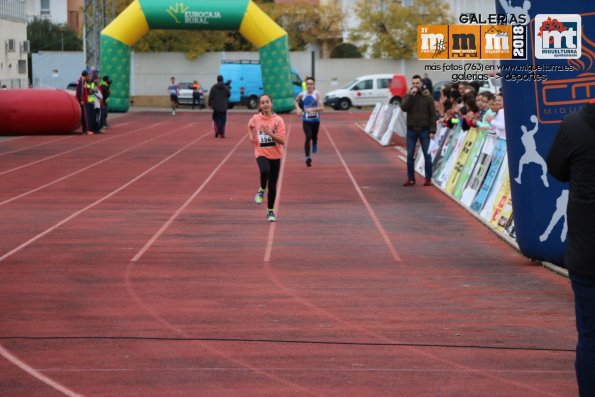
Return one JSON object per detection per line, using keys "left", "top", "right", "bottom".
{"left": 100, "top": 0, "right": 294, "bottom": 112}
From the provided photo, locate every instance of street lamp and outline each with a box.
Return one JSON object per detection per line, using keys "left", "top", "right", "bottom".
{"left": 59, "top": 25, "right": 64, "bottom": 51}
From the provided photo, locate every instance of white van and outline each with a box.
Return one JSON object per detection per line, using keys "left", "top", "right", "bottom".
{"left": 324, "top": 74, "right": 408, "bottom": 110}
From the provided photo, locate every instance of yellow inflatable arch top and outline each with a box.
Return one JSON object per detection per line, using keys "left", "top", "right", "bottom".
{"left": 100, "top": 0, "right": 294, "bottom": 112}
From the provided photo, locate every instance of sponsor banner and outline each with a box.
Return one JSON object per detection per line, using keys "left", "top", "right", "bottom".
{"left": 497, "top": 0, "right": 593, "bottom": 266}
{"left": 417, "top": 24, "right": 527, "bottom": 60}
{"left": 138, "top": 0, "right": 248, "bottom": 30}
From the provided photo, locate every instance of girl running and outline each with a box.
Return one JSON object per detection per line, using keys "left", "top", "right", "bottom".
{"left": 294, "top": 77, "right": 324, "bottom": 167}
{"left": 248, "top": 94, "right": 286, "bottom": 222}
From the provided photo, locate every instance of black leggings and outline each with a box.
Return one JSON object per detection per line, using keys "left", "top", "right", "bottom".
{"left": 256, "top": 156, "right": 281, "bottom": 209}
{"left": 303, "top": 121, "right": 320, "bottom": 157}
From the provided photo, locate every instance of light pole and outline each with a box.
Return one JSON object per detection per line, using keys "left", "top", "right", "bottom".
{"left": 59, "top": 26, "right": 64, "bottom": 51}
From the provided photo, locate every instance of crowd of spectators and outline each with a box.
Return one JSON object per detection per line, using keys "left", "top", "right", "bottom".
{"left": 434, "top": 81, "right": 505, "bottom": 139}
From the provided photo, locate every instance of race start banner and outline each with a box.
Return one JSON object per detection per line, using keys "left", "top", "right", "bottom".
{"left": 497, "top": 0, "right": 594, "bottom": 266}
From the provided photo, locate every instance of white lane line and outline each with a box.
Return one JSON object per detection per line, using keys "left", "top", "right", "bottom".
{"left": 0, "top": 344, "right": 84, "bottom": 397}
{"left": 131, "top": 136, "right": 246, "bottom": 262}
{"left": 263, "top": 123, "right": 292, "bottom": 263}
{"left": 0, "top": 121, "right": 164, "bottom": 176}
{"left": 0, "top": 130, "right": 213, "bottom": 263}
{"left": 0, "top": 123, "right": 200, "bottom": 207}
{"left": 0, "top": 122, "right": 132, "bottom": 158}
{"left": 0, "top": 136, "right": 74, "bottom": 157}
{"left": 323, "top": 125, "right": 402, "bottom": 262}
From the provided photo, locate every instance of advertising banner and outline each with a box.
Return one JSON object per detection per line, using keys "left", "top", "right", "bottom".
{"left": 496, "top": 1, "right": 594, "bottom": 265}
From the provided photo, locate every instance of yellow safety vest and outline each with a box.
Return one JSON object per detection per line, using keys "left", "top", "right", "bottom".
{"left": 85, "top": 81, "right": 95, "bottom": 103}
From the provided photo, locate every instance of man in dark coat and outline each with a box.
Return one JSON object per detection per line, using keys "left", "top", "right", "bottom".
{"left": 400, "top": 74, "right": 436, "bottom": 186}
{"left": 208, "top": 75, "right": 231, "bottom": 138}
{"left": 546, "top": 100, "right": 595, "bottom": 397}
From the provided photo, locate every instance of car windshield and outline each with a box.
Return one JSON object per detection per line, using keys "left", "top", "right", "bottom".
{"left": 344, "top": 79, "right": 358, "bottom": 89}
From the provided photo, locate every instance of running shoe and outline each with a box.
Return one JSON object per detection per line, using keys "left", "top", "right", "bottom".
{"left": 306, "top": 157, "right": 312, "bottom": 167}
{"left": 267, "top": 210, "right": 276, "bottom": 222}
{"left": 255, "top": 189, "right": 265, "bottom": 204}
{"left": 312, "top": 143, "right": 318, "bottom": 154}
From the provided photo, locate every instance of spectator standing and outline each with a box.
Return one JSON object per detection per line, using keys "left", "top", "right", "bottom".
{"left": 400, "top": 74, "right": 437, "bottom": 187}
{"left": 75, "top": 70, "right": 90, "bottom": 134}
{"left": 192, "top": 80, "right": 202, "bottom": 110}
{"left": 422, "top": 73, "right": 433, "bottom": 92}
{"left": 485, "top": 93, "right": 505, "bottom": 139}
{"left": 101, "top": 76, "right": 112, "bottom": 128}
{"left": 546, "top": 100, "right": 595, "bottom": 397}
{"left": 209, "top": 75, "right": 231, "bottom": 138}
{"left": 92, "top": 75, "right": 104, "bottom": 133}
{"left": 84, "top": 73, "right": 96, "bottom": 135}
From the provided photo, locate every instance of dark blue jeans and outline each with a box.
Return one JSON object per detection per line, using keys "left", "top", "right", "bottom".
{"left": 406, "top": 129, "right": 432, "bottom": 180}
{"left": 212, "top": 111, "right": 227, "bottom": 137}
{"left": 570, "top": 272, "right": 595, "bottom": 397}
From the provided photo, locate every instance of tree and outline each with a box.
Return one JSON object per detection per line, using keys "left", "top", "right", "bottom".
{"left": 350, "top": 0, "right": 453, "bottom": 59}
{"left": 260, "top": 1, "right": 345, "bottom": 51}
{"left": 330, "top": 43, "right": 362, "bottom": 58}
{"left": 27, "top": 18, "right": 82, "bottom": 52}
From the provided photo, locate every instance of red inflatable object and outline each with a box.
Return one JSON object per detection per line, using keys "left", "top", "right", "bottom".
{"left": 0, "top": 89, "right": 81, "bottom": 135}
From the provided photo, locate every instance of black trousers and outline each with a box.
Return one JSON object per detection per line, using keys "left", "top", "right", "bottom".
{"left": 80, "top": 103, "right": 89, "bottom": 132}
{"left": 212, "top": 111, "right": 227, "bottom": 137}
{"left": 256, "top": 156, "right": 281, "bottom": 209}
{"left": 303, "top": 121, "right": 320, "bottom": 157}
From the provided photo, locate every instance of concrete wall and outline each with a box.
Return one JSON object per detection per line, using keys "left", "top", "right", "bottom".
{"left": 32, "top": 50, "right": 498, "bottom": 105}
{"left": 32, "top": 50, "right": 83, "bottom": 89}
{"left": 130, "top": 51, "right": 493, "bottom": 103}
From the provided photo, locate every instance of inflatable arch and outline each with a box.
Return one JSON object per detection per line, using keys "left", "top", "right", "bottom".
{"left": 100, "top": 0, "right": 295, "bottom": 112}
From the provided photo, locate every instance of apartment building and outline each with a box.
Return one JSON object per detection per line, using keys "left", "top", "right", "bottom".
{"left": 0, "top": 0, "right": 29, "bottom": 88}
{"left": 24, "top": 0, "right": 82, "bottom": 31}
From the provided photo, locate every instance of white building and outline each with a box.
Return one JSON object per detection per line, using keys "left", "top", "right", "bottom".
{"left": 0, "top": 0, "right": 29, "bottom": 88}
{"left": 24, "top": 0, "right": 67, "bottom": 25}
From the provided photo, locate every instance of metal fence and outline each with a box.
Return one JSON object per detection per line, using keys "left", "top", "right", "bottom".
{"left": 0, "top": 0, "right": 26, "bottom": 23}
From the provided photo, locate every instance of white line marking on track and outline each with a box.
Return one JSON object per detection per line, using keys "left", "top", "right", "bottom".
{"left": 131, "top": 135, "right": 246, "bottom": 262}
{"left": 323, "top": 125, "right": 402, "bottom": 262}
{"left": 0, "top": 122, "right": 132, "bottom": 158}
{"left": 261, "top": 124, "right": 561, "bottom": 397}
{"left": 0, "top": 129, "right": 212, "bottom": 263}
{"left": 0, "top": 123, "right": 200, "bottom": 207}
{"left": 0, "top": 136, "right": 73, "bottom": 157}
{"left": 263, "top": 124, "right": 292, "bottom": 263}
{"left": 0, "top": 344, "right": 84, "bottom": 397}
{"left": 0, "top": 121, "right": 164, "bottom": 176}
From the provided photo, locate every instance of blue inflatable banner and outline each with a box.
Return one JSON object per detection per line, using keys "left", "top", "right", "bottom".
{"left": 496, "top": 1, "right": 594, "bottom": 265}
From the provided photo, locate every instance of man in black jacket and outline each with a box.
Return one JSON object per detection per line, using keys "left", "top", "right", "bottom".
{"left": 546, "top": 100, "right": 595, "bottom": 397}
{"left": 400, "top": 74, "right": 437, "bottom": 186}
{"left": 208, "top": 75, "right": 231, "bottom": 138}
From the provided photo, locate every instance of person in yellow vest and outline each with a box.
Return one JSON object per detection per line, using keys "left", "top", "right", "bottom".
{"left": 84, "top": 77, "right": 96, "bottom": 135}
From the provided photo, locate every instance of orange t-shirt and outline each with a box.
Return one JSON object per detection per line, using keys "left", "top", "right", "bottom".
{"left": 248, "top": 113, "right": 286, "bottom": 159}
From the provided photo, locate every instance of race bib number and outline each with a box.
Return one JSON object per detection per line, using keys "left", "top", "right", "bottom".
{"left": 306, "top": 111, "right": 319, "bottom": 119}
{"left": 259, "top": 131, "right": 277, "bottom": 148}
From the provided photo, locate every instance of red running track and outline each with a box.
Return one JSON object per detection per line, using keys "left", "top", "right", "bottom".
{"left": 0, "top": 110, "right": 577, "bottom": 396}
